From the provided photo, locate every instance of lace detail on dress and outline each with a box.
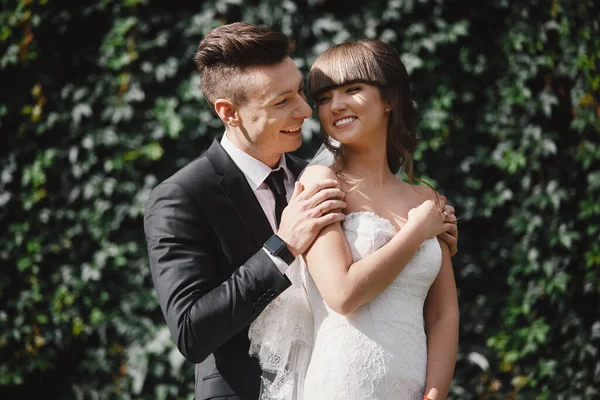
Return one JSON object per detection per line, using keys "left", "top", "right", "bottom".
{"left": 248, "top": 259, "right": 313, "bottom": 400}
{"left": 303, "top": 211, "right": 442, "bottom": 400}
{"left": 250, "top": 211, "right": 442, "bottom": 400}
{"left": 343, "top": 211, "right": 396, "bottom": 262}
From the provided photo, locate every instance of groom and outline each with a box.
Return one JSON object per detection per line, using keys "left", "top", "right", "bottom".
{"left": 144, "top": 22, "right": 458, "bottom": 400}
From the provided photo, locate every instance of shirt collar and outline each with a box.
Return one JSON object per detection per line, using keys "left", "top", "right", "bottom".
{"left": 221, "top": 132, "right": 293, "bottom": 190}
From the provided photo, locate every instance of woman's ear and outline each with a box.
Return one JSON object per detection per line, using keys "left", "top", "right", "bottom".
{"left": 384, "top": 99, "right": 392, "bottom": 112}
{"left": 214, "top": 99, "right": 240, "bottom": 127}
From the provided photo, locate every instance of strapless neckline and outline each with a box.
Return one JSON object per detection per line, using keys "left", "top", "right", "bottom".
{"left": 344, "top": 210, "right": 397, "bottom": 233}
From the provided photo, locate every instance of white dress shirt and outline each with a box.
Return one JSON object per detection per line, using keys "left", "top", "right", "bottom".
{"left": 221, "top": 133, "right": 296, "bottom": 274}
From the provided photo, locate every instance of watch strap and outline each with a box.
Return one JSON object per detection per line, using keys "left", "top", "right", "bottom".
{"left": 276, "top": 243, "right": 295, "bottom": 265}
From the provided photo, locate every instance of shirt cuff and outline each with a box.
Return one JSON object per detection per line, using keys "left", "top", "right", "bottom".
{"left": 263, "top": 248, "right": 295, "bottom": 275}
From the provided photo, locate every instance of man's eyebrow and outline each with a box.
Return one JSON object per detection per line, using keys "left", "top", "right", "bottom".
{"left": 272, "top": 89, "right": 293, "bottom": 99}
{"left": 268, "top": 79, "right": 304, "bottom": 103}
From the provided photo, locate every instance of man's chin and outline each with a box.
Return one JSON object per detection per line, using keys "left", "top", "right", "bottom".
{"left": 280, "top": 131, "right": 303, "bottom": 150}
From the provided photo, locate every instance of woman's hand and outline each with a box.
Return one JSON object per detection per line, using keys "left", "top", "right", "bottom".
{"left": 406, "top": 199, "right": 449, "bottom": 242}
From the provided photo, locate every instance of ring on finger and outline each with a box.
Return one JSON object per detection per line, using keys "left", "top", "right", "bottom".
{"left": 442, "top": 211, "right": 451, "bottom": 221}
{"left": 320, "top": 206, "right": 326, "bottom": 216}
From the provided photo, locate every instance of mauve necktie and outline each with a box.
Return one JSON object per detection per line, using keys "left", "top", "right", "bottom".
{"left": 264, "top": 169, "right": 288, "bottom": 228}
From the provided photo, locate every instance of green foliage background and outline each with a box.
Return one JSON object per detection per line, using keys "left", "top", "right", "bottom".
{"left": 1, "top": 0, "right": 599, "bottom": 398}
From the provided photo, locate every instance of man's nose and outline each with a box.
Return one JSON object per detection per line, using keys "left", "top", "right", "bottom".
{"left": 293, "top": 96, "right": 312, "bottom": 119}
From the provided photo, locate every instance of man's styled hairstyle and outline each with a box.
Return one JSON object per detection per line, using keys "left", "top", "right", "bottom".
{"left": 193, "top": 22, "right": 292, "bottom": 108}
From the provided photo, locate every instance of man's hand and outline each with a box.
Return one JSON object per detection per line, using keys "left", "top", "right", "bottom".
{"left": 437, "top": 196, "right": 458, "bottom": 256}
{"left": 277, "top": 179, "right": 346, "bottom": 256}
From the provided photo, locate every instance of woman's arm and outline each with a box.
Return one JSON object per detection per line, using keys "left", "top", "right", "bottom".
{"left": 423, "top": 239, "right": 459, "bottom": 399}
{"left": 300, "top": 165, "right": 447, "bottom": 315}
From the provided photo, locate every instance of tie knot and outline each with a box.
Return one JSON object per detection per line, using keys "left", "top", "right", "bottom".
{"left": 264, "top": 169, "right": 287, "bottom": 196}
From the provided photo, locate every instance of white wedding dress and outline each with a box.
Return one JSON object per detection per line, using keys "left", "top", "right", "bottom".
{"left": 302, "top": 211, "right": 442, "bottom": 400}
{"left": 249, "top": 209, "right": 442, "bottom": 400}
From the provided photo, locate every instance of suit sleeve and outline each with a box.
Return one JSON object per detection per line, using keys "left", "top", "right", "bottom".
{"left": 144, "top": 182, "right": 291, "bottom": 363}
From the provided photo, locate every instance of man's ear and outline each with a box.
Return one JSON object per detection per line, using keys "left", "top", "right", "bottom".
{"left": 214, "top": 99, "right": 240, "bottom": 127}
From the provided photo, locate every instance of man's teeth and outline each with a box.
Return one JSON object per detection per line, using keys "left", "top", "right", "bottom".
{"left": 281, "top": 126, "right": 302, "bottom": 133}
{"left": 335, "top": 117, "right": 356, "bottom": 127}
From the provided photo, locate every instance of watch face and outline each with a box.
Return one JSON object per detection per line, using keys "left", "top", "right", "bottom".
{"left": 265, "top": 235, "right": 285, "bottom": 253}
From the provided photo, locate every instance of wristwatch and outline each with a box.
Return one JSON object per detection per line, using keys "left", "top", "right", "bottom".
{"left": 263, "top": 234, "right": 295, "bottom": 265}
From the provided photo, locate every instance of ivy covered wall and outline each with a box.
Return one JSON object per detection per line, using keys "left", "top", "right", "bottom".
{"left": 1, "top": 0, "right": 598, "bottom": 398}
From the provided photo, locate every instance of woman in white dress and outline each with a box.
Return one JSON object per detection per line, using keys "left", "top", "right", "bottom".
{"left": 249, "top": 39, "right": 458, "bottom": 400}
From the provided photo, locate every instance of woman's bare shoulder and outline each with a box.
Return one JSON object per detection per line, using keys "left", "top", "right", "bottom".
{"left": 395, "top": 179, "right": 439, "bottom": 207}
{"left": 299, "top": 164, "right": 337, "bottom": 185}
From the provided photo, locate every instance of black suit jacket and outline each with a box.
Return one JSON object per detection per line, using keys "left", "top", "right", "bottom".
{"left": 144, "top": 139, "right": 308, "bottom": 400}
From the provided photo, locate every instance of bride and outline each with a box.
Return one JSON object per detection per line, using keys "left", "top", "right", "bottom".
{"left": 250, "top": 39, "right": 459, "bottom": 400}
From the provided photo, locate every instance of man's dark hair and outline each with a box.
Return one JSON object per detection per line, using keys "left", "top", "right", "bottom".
{"left": 193, "top": 22, "right": 292, "bottom": 108}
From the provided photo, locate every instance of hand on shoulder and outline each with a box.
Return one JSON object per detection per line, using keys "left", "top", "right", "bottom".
{"left": 405, "top": 184, "right": 458, "bottom": 255}
{"left": 277, "top": 165, "right": 347, "bottom": 256}
{"left": 404, "top": 185, "right": 448, "bottom": 241}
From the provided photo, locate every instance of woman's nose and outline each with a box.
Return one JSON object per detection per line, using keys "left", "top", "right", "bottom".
{"left": 330, "top": 94, "right": 347, "bottom": 112}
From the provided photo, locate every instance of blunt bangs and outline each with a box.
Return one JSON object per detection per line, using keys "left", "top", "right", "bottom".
{"left": 308, "top": 41, "right": 387, "bottom": 100}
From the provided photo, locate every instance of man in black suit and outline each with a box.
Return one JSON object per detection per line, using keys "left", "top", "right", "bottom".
{"left": 144, "top": 22, "right": 458, "bottom": 400}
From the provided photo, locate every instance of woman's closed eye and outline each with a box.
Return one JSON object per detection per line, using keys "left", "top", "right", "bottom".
{"left": 346, "top": 86, "right": 361, "bottom": 94}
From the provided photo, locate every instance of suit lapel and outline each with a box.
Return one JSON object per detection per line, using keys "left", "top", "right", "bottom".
{"left": 206, "top": 140, "right": 310, "bottom": 248}
{"left": 207, "top": 140, "right": 274, "bottom": 247}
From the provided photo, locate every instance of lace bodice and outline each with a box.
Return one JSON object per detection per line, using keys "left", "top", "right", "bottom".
{"left": 302, "top": 211, "right": 442, "bottom": 399}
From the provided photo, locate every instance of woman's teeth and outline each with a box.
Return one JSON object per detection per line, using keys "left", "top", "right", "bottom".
{"left": 334, "top": 117, "right": 356, "bottom": 127}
